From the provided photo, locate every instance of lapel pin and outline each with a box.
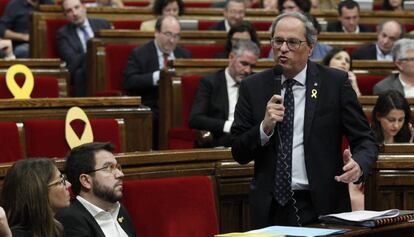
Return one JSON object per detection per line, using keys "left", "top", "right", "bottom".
{"left": 118, "top": 217, "right": 124, "bottom": 223}
{"left": 311, "top": 89, "right": 317, "bottom": 99}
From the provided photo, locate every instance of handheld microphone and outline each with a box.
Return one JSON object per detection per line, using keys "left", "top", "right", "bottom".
{"left": 273, "top": 65, "right": 283, "bottom": 96}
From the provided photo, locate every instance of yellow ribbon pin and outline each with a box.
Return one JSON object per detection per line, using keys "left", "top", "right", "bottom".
{"left": 311, "top": 89, "right": 317, "bottom": 98}
{"left": 118, "top": 217, "right": 124, "bottom": 223}
{"left": 65, "top": 106, "right": 94, "bottom": 149}
{"left": 5, "top": 64, "right": 34, "bottom": 99}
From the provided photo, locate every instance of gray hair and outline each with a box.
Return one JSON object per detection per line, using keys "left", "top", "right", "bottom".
{"left": 270, "top": 12, "right": 317, "bottom": 45}
{"left": 231, "top": 39, "right": 261, "bottom": 58}
{"left": 392, "top": 38, "right": 414, "bottom": 61}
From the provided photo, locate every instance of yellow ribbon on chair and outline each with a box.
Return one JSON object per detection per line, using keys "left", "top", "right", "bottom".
{"left": 65, "top": 106, "right": 94, "bottom": 149}
{"left": 5, "top": 64, "right": 34, "bottom": 99}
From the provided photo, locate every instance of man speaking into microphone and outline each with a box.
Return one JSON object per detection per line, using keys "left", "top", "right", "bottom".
{"left": 231, "top": 12, "right": 378, "bottom": 229}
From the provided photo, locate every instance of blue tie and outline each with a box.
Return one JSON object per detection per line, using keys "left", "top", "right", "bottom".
{"left": 79, "top": 26, "right": 90, "bottom": 52}
{"left": 275, "top": 79, "right": 295, "bottom": 206}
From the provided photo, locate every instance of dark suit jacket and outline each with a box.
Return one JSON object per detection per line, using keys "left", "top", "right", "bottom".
{"left": 57, "top": 199, "right": 137, "bottom": 237}
{"left": 208, "top": 20, "right": 226, "bottom": 31}
{"left": 123, "top": 40, "right": 191, "bottom": 113}
{"left": 373, "top": 73, "right": 403, "bottom": 95}
{"left": 56, "top": 18, "right": 111, "bottom": 96}
{"left": 189, "top": 70, "right": 232, "bottom": 147}
{"left": 351, "top": 43, "right": 377, "bottom": 60}
{"left": 326, "top": 21, "right": 373, "bottom": 32}
{"left": 231, "top": 61, "right": 378, "bottom": 228}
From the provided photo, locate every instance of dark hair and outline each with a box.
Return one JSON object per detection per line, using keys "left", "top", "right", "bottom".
{"left": 1, "top": 159, "right": 63, "bottom": 237}
{"left": 224, "top": 0, "right": 245, "bottom": 10}
{"left": 65, "top": 142, "right": 115, "bottom": 195}
{"left": 371, "top": 90, "right": 411, "bottom": 143}
{"left": 337, "top": 0, "right": 360, "bottom": 15}
{"left": 224, "top": 21, "right": 260, "bottom": 57}
{"left": 382, "top": 0, "right": 404, "bottom": 10}
{"left": 152, "top": 0, "right": 184, "bottom": 16}
{"left": 322, "top": 48, "right": 353, "bottom": 70}
{"left": 277, "top": 0, "right": 311, "bottom": 13}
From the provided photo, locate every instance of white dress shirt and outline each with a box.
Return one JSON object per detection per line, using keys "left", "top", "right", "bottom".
{"left": 223, "top": 67, "right": 239, "bottom": 133}
{"left": 376, "top": 44, "right": 393, "bottom": 61}
{"left": 152, "top": 41, "right": 176, "bottom": 85}
{"left": 77, "top": 196, "right": 129, "bottom": 237}
{"left": 76, "top": 19, "right": 94, "bottom": 53}
{"left": 260, "top": 65, "right": 309, "bottom": 190}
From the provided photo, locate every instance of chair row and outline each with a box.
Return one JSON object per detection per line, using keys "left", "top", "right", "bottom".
{"left": 0, "top": 96, "right": 152, "bottom": 151}
{"left": 0, "top": 119, "right": 124, "bottom": 162}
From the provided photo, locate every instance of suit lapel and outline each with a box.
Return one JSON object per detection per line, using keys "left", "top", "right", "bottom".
{"left": 304, "top": 62, "right": 320, "bottom": 145}
{"left": 67, "top": 23, "right": 84, "bottom": 53}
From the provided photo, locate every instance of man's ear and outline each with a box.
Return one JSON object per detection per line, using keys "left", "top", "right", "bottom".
{"left": 79, "top": 174, "right": 93, "bottom": 191}
{"left": 395, "top": 61, "right": 403, "bottom": 72}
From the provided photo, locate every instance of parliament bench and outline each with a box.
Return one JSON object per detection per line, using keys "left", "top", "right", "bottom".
{"left": 0, "top": 96, "right": 152, "bottom": 152}
{"left": 0, "top": 59, "right": 69, "bottom": 97}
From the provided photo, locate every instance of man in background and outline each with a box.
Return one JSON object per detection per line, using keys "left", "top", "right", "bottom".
{"left": 189, "top": 39, "right": 259, "bottom": 147}
{"left": 124, "top": 15, "right": 191, "bottom": 149}
{"left": 352, "top": 20, "right": 404, "bottom": 61}
{"left": 57, "top": 0, "right": 111, "bottom": 96}
{"left": 327, "top": 0, "right": 373, "bottom": 33}
{"left": 209, "top": 0, "right": 246, "bottom": 31}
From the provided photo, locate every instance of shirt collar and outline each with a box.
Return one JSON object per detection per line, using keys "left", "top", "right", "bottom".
{"left": 225, "top": 67, "right": 238, "bottom": 88}
{"left": 76, "top": 195, "right": 121, "bottom": 219}
{"left": 281, "top": 64, "right": 307, "bottom": 86}
{"left": 375, "top": 43, "right": 392, "bottom": 60}
{"left": 342, "top": 25, "right": 360, "bottom": 33}
{"left": 224, "top": 20, "right": 231, "bottom": 32}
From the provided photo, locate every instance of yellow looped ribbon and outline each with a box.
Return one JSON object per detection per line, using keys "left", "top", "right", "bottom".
{"left": 5, "top": 64, "right": 34, "bottom": 99}
{"left": 65, "top": 106, "right": 94, "bottom": 149}
{"left": 311, "top": 89, "right": 317, "bottom": 99}
{"left": 118, "top": 217, "right": 124, "bottom": 223}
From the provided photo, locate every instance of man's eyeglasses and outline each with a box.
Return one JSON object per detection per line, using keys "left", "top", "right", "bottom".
{"left": 399, "top": 57, "right": 414, "bottom": 62}
{"left": 48, "top": 174, "right": 67, "bottom": 187}
{"left": 86, "top": 163, "right": 122, "bottom": 175}
{"left": 270, "top": 37, "right": 307, "bottom": 51}
{"left": 161, "top": 31, "right": 180, "bottom": 40}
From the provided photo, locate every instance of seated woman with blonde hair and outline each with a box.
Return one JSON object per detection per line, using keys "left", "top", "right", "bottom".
{"left": 1, "top": 158, "right": 72, "bottom": 237}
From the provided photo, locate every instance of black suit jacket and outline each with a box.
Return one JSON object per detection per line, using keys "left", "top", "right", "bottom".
{"left": 189, "top": 70, "right": 232, "bottom": 146}
{"left": 208, "top": 21, "right": 226, "bottom": 31}
{"left": 326, "top": 21, "right": 373, "bottom": 32}
{"left": 57, "top": 199, "right": 137, "bottom": 237}
{"left": 231, "top": 61, "right": 378, "bottom": 228}
{"left": 351, "top": 43, "right": 377, "bottom": 60}
{"left": 56, "top": 18, "right": 111, "bottom": 96}
{"left": 123, "top": 40, "right": 191, "bottom": 113}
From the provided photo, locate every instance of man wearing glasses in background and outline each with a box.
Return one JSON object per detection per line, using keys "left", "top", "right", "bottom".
{"left": 124, "top": 15, "right": 191, "bottom": 150}
{"left": 57, "top": 142, "right": 137, "bottom": 237}
{"left": 231, "top": 12, "right": 377, "bottom": 228}
{"left": 374, "top": 38, "right": 414, "bottom": 97}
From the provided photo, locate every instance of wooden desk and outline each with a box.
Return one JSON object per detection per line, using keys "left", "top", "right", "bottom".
{"left": 0, "top": 97, "right": 152, "bottom": 152}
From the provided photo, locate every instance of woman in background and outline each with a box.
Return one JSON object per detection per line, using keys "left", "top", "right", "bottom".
{"left": 323, "top": 48, "right": 362, "bottom": 96}
{"left": 382, "top": 0, "right": 404, "bottom": 11}
{"left": 371, "top": 90, "right": 413, "bottom": 144}
{"left": 217, "top": 21, "right": 260, "bottom": 58}
{"left": 140, "top": 0, "right": 185, "bottom": 31}
{"left": 1, "top": 159, "right": 72, "bottom": 237}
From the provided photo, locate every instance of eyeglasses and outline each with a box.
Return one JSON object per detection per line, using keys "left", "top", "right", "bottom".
{"left": 86, "top": 163, "right": 122, "bottom": 175}
{"left": 399, "top": 57, "right": 414, "bottom": 62}
{"left": 161, "top": 31, "right": 180, "bottom": 40}
{"left": 270, "top": 37, "right": 307, "bottom": 51}
{"left": 48, "top": 174, "right": 67, "bottom": 187}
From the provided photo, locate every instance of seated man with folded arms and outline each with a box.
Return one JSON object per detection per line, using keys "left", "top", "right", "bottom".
{"left": 57, "top": 0, "right": 111, "bottom": 96}
{"left": 57, "top": 142, "right": 137, "bottom": 237}
{"left": 327, "top": 0, "right": 373, "bottom": 33}
{"left": 209, "top": 0, "right": 247, "bottom": 32}
{"left": 373, "top": 38, "right": 414, "bottom": 97}
{"left": 189, "top": 40, "right": 260, "bottom": 147}
{"left": 352, "top": 20, "right": 404, "bottom": 61}
{"left": 124, "top": 15, "right": 191, "bottom": 150}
